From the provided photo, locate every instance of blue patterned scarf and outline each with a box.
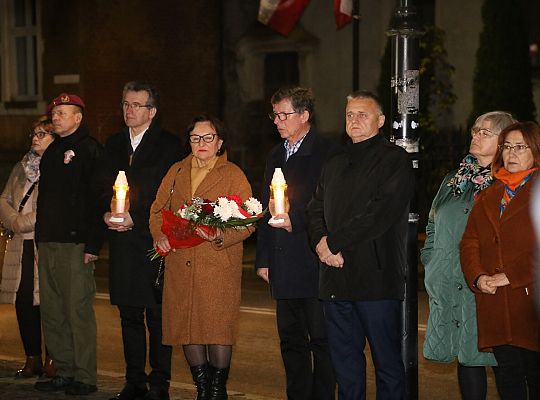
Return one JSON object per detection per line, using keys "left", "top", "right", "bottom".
{"left": 447, "top": 154, "right": 492, "bottom": 197}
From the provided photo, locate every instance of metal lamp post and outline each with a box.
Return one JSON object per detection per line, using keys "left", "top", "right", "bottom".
{"left": 352, "top": 0, "right": 360, "bottom": 91}
{"left": 387, "top": 1, "right": 422, "bottom": 399}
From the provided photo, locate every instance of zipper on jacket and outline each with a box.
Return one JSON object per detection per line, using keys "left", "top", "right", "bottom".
{"left": 372, "top": 241, "right": 382, "bottom": 270}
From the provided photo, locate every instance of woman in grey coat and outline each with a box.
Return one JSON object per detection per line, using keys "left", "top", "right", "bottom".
{"left": 421, "top": 111, "right": 515, "bottom": 399}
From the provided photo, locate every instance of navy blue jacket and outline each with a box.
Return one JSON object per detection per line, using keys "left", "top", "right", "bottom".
{"left": 255, "top": 128, "right": 339, "bottom": 299}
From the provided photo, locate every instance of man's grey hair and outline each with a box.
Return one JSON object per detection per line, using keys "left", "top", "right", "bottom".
{"left": 346, "top": 90, "right": 384, "bottom": 115}
{"left": 122, "top": 81, "right": 159, "bottom": 108}
{"left": 271, "top": 87, "right": 315, "bottom": 123}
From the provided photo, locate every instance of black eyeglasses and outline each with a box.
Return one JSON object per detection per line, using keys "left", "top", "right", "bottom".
{"left": 29, "top": 131, "right": 53, "bottom": 139}
{"left": 268, "top": 111, "right": 297, "bottom": 121}
{"left": 121, "top": 101, "right": 153, "bottom": 110}
{"left": 189, "top": 134, "right": 217, "bottom": 143}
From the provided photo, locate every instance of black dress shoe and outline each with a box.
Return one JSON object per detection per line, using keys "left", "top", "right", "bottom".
{"left": 34, "top": 376, "right": 73, "bottom": 392}
{"left": 65, "top": 381, "right": 98, "bottom": 395}
{"left": 110, "top": 383, "right": 148, "bottom": 400}
{"left": 143, "top": 385, "right": 169, "bottom": 400}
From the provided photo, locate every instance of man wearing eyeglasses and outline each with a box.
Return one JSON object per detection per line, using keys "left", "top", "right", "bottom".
{"left": 95, "top": 82, "right": 186, "bottom": 400}
{"left": 255, "top": 87, "right": 338, "bottom": 399}
{"left": 35, "top": 93, "right": 103, "bottom": 395}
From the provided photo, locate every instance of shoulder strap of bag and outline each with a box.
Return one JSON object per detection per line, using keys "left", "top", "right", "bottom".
{"left": 18, "top": 181, "right": 37, "bottom": 213}
{"left": 164, "top": 166, "right": 182, "bottom": 211}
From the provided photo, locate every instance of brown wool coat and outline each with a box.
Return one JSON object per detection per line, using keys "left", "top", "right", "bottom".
{"left": 460, "top": 178, "right": 540, "bottom": 352}
{"left": 149, "top": 154, "right": 254, "bottom": 345}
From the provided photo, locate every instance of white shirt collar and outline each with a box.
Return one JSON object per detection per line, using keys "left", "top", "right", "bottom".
{"left": 129, "top": 127, "right": 149, "bottom": 151}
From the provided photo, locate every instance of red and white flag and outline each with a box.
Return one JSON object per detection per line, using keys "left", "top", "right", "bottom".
{"left": 334, "top": 0, "right": 353, "bottom": 29}
{"left": 258, "top": 0, "right": 310, "bottom": 36}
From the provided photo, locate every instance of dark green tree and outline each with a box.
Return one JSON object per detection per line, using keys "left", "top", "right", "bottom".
{"left": 470, "top": 0, "right": 535, "bottom": 123}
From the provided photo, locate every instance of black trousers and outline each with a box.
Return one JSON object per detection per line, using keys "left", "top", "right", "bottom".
{"left": 118, "top": 305, "right": 172, "bottom": 388}
{"left": 324, "top": 300, "right": 405, "bottom": 400}
{"left": 15, "top": 240, "right": 42, "bottom": 356}
{"left": 492, "top": 345, "right": 540, "bottom": 400}
{"left": 276, "top": 298, "right": 335, "bottom": 400}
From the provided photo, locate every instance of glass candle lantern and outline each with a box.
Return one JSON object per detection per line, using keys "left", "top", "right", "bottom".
{"left": 268, "top": 168, "right": 289, "bottom": 224}
{"left": 110, "top": 171, "right": 130, "bottom": 222}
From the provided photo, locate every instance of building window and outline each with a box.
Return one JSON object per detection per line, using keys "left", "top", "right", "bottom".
{"left": 0, "top": 0, "right": 42, "bottom": 111}
{"left": 235, "top": 25, "right": 317, "bottom": 103}
{"left": 264, "top": 52, "right": 299, "bottom": 101}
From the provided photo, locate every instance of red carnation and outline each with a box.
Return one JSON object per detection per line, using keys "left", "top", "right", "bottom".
{"left": 201, "top": 200, "right": 214, "bottom": 215}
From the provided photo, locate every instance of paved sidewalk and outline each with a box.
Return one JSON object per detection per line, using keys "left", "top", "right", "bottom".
{"left": 0, "top": 359, "right": 199, "bottom": 400}
{"left": 0, "top": 358, "right": 273, "bottom": 399}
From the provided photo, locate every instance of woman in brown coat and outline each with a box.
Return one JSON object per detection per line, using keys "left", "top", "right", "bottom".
{"left": 0, "top": 117, "right": 56, "bottom": 378}
{"left": 461, "top": 121, "right": 540, "bottom": 400}
{"left": 150, "top": 115, "right": 254, "bottom": 400}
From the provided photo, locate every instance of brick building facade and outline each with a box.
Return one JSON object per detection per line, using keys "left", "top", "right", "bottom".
{"left": 0, "top": 0, "right": 222, "bottom": 179}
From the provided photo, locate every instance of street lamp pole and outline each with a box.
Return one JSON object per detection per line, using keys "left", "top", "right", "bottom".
{"left": 387, "top": 1, "right": 422, "bottom": 399}
{"left": 352, "top": 0, "right": 360, "bottom": 91}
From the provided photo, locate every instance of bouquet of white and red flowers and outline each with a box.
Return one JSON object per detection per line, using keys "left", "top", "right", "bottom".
{"left": 150, "top": 195, "right": 265, "bottom": 259}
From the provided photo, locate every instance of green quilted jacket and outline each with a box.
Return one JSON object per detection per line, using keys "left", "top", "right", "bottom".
{"left": 421, "top": 171, "right": 496, "bottom": 366}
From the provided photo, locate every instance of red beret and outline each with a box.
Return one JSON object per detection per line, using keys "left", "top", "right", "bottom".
{"left": 47, "top": 93, "right": 85, "bottom": 114}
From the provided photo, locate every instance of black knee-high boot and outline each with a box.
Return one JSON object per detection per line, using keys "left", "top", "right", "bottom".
{"left": 209, "top": 365, "right": 229, "bottom": 400}
{"left": 190, "top": 364, "right": 210, "bottom": 400}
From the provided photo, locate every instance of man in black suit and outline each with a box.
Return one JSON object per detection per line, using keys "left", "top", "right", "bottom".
{"left": 97, "top": 82, "right": 186, "bottom": 400}
{"left": 256, "top": 87, "right": 337, "bottom": 399}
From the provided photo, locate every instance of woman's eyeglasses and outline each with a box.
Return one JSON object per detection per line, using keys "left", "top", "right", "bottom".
{"left": 471, "top": 127, "right": 497, "bottom": 139}
{"left": 499, "top": 143, "right": 531, "bottom": 154}
{"left": 189, "top": 134, "right": 217, "bottom": 143}
{"left": 29, "top": 131, "right": 53, "bottom": 139}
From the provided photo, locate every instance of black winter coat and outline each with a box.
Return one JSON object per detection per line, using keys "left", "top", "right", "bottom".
{"left": 36, "top": 125, "right": 103, "bottom": 254}
{"left": 255, "top": 129, "right": 339, "bottom": 299}
{"left": 96, "top": 124, "right": 186, "bottom": 307}
{"left": 307, "top": 134, "right": 414, "bottom": 301}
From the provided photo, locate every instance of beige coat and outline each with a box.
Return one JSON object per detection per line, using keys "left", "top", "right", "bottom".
{"left": 150, "top": 154, "right": 254, "bottom": 345}
{"left": 0, "top": 162, "right": 39, "bottom": 305}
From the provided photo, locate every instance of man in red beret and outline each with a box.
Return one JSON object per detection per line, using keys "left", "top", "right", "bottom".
{"left": 34, "top": 93, "right": 103, "bottom": 396}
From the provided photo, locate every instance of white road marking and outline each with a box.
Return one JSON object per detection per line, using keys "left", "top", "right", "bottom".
{"left": 95, "top": 293, "right": 428, "bottom": 331}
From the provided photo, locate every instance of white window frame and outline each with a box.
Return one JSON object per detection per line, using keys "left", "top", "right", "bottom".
{"left": 0, "top": 0, "right": 44, "bottom": 114}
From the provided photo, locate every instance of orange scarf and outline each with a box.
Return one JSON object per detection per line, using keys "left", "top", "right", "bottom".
{"left": 493, "top": 167, "right": 537, "bottom": 190}
{"left": 493, "top": 167, "right": 537, "bottom": 214}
